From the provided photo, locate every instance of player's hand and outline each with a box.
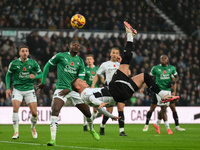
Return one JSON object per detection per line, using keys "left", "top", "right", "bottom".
{"left": 167, "top": 81, "right": 175, "bottom": 88}
{"left": 6, "top": 89, "right": 11, "bottom": 99}
{"left": 112, "top": 116, "right": 121, "bottom": 121}
{"left": 117, "top": 56, "right": 122, "bottom": 63}
{"left": 36, "top": 83, "right": 45, "bottom": 91}
{"left": 91, "top": 85, "right": 95, "bottom": 88}
{"left": 171, "top": 92, "right": 176, "bottom": 96}
{"left": 139, "top": 88, "right": 144, "bottom": 94}
{"left": 58, "top": 89, "right": 70, "bottom": 97}
{"left": 98, "top": 102, "right": 109, "bottom": 109}
{"left": 29, "top": 74, "right": 35, "bottom": 79}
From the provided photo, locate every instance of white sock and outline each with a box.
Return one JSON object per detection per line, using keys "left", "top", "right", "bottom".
{"left": 156, "top": 119, "right": 161, "bottom": 126}
{"left": 86, "top": 117, "right": 93, "bottom": 131}
{"left": 50, "top": 116, "right": 58, "bottom": 141}
{"left": 145, "top": 125, "right": 149, "bottom": 127}
{"left": 120, "top": 128, "right": 124, "bottom": 133}
{"left": 127, "top": 33, "right": 133, "bottom": 42}
{"left": 83, "top": 116, "right": 87, "bottom": 126}
{"left": 92, "top": 112, "right": 98, "bottom": 120}
{"left": 164, "top": 121, "right": 170, "bottom": 129}
{"left": 13, "top": 113, "right": 19, "bottom": 133}
{"left": 31, "top": 115, "right": 37, "bottom": 129}
{"left": 100, "top": 123, "right": 105, "bottom": 128}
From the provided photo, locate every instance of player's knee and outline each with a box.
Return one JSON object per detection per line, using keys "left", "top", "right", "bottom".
{"left": 52, "top": 106, "right": 61, "bottom": 116}
{"left": 31, "top": 112, "right": 37, "bottom": 117}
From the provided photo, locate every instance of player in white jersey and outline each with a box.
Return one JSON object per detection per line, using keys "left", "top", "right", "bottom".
{"left": 91, "top": 48, "right": 127, "bottom": 136}
{"left": 72, "top": 21, "right": 180, "bottom": 137}
{"left": 71, "top": 83, "right": 120, "bottom": 120}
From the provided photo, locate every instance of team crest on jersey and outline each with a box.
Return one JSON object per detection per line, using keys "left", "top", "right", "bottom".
{"left": 71, "top": 62, "right": 74, "bottom": 66}
{"left": 84, "top": 92, "right": 86, "bottom": 95}
{"left": 28, "top": 65, "right": 31, "bottom": 69}
{"left": 77, "top": 62, "right": 79, "bottom": 65}
{"left": 168, "top": 69, "right": 171, "bottom": 71}
{"left": 163, "top": 70, "right": 166, "bottom": 74}
{"left": 92, "top": 71, "right": 95, "bottom": 74}
{"left": 23, "top": 67, "right": 26, "bottom": 71}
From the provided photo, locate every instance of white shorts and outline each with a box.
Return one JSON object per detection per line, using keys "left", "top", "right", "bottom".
{"left": 53, "top": 89, "right": 84, "bottom": 106}
{"left": 12, "top": 88, "right": 37, "bottom": 104}
{"left": 156, "top": 90, "right": 171, "bottom": 106}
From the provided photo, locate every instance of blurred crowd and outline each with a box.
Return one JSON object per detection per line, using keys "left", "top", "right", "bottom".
{"left": 0, "top": 0, "right": 175, "bottom": 32}
{"left": 153, "top": 0, "right": 200, "bottom": 35}
{"left": 0, "top": 31, "right": 199, "bottom": 107}
{"left": 0, "top": 0, "right": 199, "bottom": 107}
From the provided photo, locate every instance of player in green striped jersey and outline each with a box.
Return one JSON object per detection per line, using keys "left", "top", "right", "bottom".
{"left": 37, "top": 41, "right": 99, "bottom": 146}
{"left": 5, "top": 45, "right": 42, "bottom": 139}
{"left": 83, "top": 54, "right": 102, "bottom": 131}
{"left": 141, "top": 55, "right": 185, "bottom": 133}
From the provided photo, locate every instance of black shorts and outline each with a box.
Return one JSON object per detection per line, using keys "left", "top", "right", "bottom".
{"left": 109, "top": 70, "right": 139, "bottom": 102}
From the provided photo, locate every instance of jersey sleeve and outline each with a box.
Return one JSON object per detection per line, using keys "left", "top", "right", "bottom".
{"left": 78, "top": 58, "right": 85, "bottom": 80}
{"left": 33, "top": 60, "right": 43, "bottom": 79}
{"left": 150, "top": 66, "right": 156, "bottom": 76}
{"left": 88, "top": 95, "right": 103, "bottom": 106}
{"left": 97, "top": 63, "right": 105, "bottom": 76}
{"left": 49, "top": 53, "right": 61, "bottom": 65}
{"left": 33, "top": 60, "right": 42, "bottom": 73}
{"left": 171, "top": 66, "right": 178, "bottom": 78}
{"left": 7, "top": 62, "right": 14, "bottom": 73}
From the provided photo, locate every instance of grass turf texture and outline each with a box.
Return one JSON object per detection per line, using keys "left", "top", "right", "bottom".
{"left": 0, "top": 124, "right": 199, "bottom": 150}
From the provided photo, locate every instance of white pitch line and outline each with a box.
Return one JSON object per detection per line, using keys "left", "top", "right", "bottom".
{"left": 0, "top": 141, "right": 118, "bottom": 150}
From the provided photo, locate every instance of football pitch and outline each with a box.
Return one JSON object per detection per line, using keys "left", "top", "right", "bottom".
{"left": 0, "top": 124, "right": 199, "bottom": 150}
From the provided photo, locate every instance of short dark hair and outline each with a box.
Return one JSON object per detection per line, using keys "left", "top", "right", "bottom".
{"left": 71, "top": 78, "right": 79, "bottom": 92}
{"left": 111, "top": 47, "right": 120, "bottom": 52}
{"left": 18, "top": 45, "right": 29, "bottom": 51}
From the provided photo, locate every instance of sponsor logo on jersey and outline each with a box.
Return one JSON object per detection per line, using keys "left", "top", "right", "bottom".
{"left": 92, "top": 71, "right": 95, "bottom": 74}
{"left": 19, "top": 72, "right": 30, "bottom": 78}
{"left": 160, "top": 74, "right": 170, "bottom": 80}
{"left": 163, "top": 70, "right": 166, "bottom": 74}
{"left": 64, "top": 65, "right": 77, "bottom": 74}
{"left": 113, "top": 64, "right": 116, "bottom": 67}
{"left": 23, "top": 67, "right": 26, "bottom": 71}
{"left": 71, "top": 62, "right": 74, "bottom": 66}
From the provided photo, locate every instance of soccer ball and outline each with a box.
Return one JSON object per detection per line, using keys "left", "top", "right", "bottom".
{"left": 70, "top": 14, "right": 86, "bottom": 29}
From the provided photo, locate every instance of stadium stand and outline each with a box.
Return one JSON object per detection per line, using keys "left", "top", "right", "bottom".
{"left": 0, "top": 0, "right": 199, "bottom": 106}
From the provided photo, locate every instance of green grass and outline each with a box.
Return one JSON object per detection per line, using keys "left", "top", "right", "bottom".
{"left": 0, "top": 124, "right": 199, "bottom": 150}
